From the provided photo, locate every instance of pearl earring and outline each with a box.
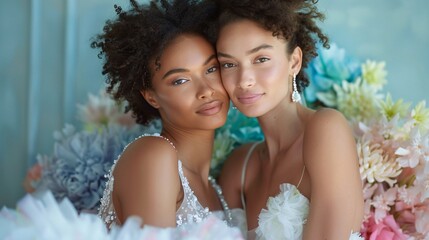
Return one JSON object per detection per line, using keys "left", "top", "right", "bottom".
{"left": 291, "top": 73, "right": 301, "bottom": 103}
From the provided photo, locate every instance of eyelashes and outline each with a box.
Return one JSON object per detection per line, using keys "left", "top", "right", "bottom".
{"left": 171, "top": 65, "right": 219, "bottom": 86}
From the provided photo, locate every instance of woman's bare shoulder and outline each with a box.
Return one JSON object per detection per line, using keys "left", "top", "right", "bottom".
{"left": 113, "top": 136, "right": 180, "bottom": 192}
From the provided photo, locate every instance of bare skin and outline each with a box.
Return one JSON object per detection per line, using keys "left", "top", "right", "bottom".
{"left": 217, "top": 19, "right": 364, "bottom": 239}
{"left": 112, "top": 34, "right": 230, "bottom": 227}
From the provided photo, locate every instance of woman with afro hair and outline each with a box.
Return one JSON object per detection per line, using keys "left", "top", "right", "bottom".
{"left": 93, "top": 0, "right": 236, "bottom": 230}
{"left": 216, "top": 0, "right": 364, "bottom": 239}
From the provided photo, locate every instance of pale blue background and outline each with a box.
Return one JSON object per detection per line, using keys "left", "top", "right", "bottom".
{"left": 1, "top": 0, "right": 428, "bottom": 207}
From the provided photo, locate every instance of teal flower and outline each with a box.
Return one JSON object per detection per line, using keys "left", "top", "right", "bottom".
{"left": 305, "top": 43, "right": 362, "bottom": 105}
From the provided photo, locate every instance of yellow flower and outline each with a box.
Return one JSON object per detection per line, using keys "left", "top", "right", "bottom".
{"left": 379, "top": 94, "right": 411, "bottom": 121}
{"left": 362, "top": 60, "right": 387, "bottom": 90}
{"left": 411, "top": 101, "right": 429, "bottom": 130}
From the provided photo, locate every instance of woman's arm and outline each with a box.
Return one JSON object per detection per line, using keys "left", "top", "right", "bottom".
{"left": 302, "top": 109, "right": 364, "bottom": 239}
{"left": 113, "top": 136, "right": 181, "bottom": 227}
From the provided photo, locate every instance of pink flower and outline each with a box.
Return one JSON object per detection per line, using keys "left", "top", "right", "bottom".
{"left": 22, "top": 163, "right": 42, "bottom": 193}
{"left": 361, "top": 214, "right": 409, "bottom": 240}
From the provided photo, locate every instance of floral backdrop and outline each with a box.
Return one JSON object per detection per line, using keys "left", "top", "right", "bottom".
{"left": 9, "top": 43, "right": 429, "bottom": 239}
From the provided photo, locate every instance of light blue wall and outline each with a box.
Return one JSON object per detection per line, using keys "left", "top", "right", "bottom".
{"left": 1, "top": 0, "right": 428, "bottom": 207}
{"left": 317, "top": 0, "right": 429, "bottom": 104}
{"left": 0, "top": 0, "right": 129, "bottom": 207}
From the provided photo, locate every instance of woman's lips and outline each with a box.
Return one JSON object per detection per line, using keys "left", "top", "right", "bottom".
{"left": 196, "top": 100, "right": 223, "bottom": 116}
{"left": 237, "top": 93, "right": 264, "bottom": 104}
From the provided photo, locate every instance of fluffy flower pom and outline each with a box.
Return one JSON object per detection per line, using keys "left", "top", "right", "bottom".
{"left": 256, "top": 184, "right": 309, "bottom": 240}
{"left": 0, "top": 191, "right": 243, "bottom": 240}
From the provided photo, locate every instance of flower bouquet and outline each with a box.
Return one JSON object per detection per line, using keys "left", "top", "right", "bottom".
{"left": 306, "top": 44, "right": 429, "bottom": 239}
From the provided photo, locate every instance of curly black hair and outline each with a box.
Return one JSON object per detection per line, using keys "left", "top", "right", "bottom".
{"left": 91, "top": 0, "right": 219, "bottom": 125}
{"left": 214, "top": 0, "right": 329, "bottom": 92}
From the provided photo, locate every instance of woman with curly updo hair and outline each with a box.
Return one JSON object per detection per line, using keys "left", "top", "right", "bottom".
{"left": 93, "top": 0, "right": 236, "bottom": 230}
{"left": 216, "top": 0, "right": 364, "bottom": 239}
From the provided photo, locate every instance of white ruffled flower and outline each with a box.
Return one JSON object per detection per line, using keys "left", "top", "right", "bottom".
{"left": 256, "top": 183, "right": 309, "bottom": 240}
{"left": 358, "top": 139, "right": 402, "bottom": 187}
{"left": 361, "top": 60, "right": 387, "bottom": 90}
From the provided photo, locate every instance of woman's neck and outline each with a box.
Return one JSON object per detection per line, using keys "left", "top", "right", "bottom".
{"left": 257, "top": 100, "right": 308, "bottom": 162}
{"left": 161, "top": 127, "right": 215, "bottom": 181}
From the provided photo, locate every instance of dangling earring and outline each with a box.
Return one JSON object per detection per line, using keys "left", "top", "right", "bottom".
{"left": 291, "top": 73, "right": 301, "bottom": 103}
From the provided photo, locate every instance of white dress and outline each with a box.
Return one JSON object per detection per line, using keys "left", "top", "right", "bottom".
{"left": 98, "top": 134, "right": 233, "bottom": 229}
{"left": 236, "top": 142, "right": 363, "bottom": 240}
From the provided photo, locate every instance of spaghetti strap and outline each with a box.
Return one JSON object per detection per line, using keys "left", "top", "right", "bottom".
{"left": 240, "top": 142, "right": 260, "bottom": 211}
{"left": 296, "top": 165, "right": 306, "bottom": 188}
{"left": 157, "top": 135, "right": 177, "bottom": 151}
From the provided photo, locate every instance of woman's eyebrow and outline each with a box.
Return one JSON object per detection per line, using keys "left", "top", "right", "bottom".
{"left": 246, "top": 44, "right": 273, "bottom": 55}
{"left": 217, "top": 44, "right": 273, "bottom": 59}
{"left": 162, "top": 68, "right": 188, "bottom": 80}
{"left": 162, "top": 54, "right": 217, "bottom": 79}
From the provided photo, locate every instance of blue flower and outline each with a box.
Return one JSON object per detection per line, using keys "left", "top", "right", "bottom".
{"left": 304, "top": 43, "right": 362, "bottom": 105}
{"left": 38, "top": 122, "right": 160, "bottom": 211}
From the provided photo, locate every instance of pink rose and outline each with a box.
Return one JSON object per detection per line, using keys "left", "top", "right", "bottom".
{"left": 361, "top": 214, "right": 409, "bottom": 240}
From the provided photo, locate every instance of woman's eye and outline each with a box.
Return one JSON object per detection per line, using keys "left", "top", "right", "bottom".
{"left": 207, "top": 66, "right": 218, "bottom": 73}
{"left": 221, "top": 63, "right": 236, "bottom": 69}
{"left": 255, "top": 57, "right": 269, "bottom": 63}
{"left": 172, "top": 79, "right": 189, "bottom": 85}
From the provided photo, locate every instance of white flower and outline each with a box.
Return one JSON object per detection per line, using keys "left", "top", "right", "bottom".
{"left": 379, "top": 94, "right": 411, "bottom": 121}
{"left": 414, "top": 206, "right": 429, "bottom": 237}
{"left": 395, "top": 127, "right": 429, "bottom": 169}
{"left": 358, "top": 139, "right": 402, "bottom": 187}
{"left": 361, "top": 60, "right": 387, "bottom": 90}
{"left": 320, "top": 78, "right": 383, "bottom": 122}
{"left": 371, "top": 187, "right": 398, "bottom": 223}
{"left": 256, "top": 183, "right": 309, "bottom": 240}
{"left": 77, "top": 90, "right": 136, "bottom": 129}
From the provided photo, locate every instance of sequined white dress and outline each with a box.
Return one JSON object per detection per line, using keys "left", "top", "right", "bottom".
{"left": 236, "top": 142, "right": 363, "bottom": 240}
{"left": 98, "top": 134, "right": 232, "bottom": 229}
